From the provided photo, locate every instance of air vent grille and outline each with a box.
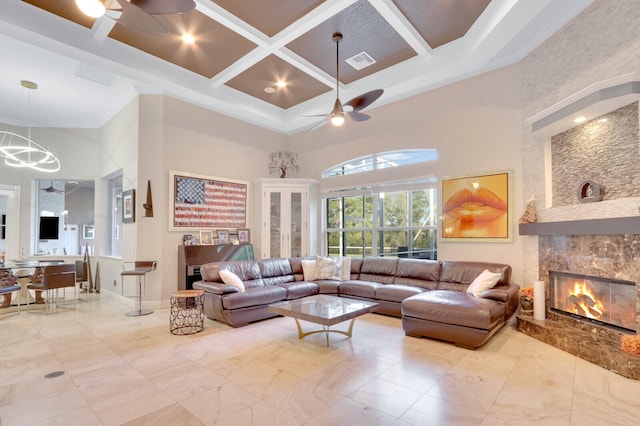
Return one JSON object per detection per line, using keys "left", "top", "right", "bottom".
{"left": 345, "top": 52, "right": 376, "bottom": 71}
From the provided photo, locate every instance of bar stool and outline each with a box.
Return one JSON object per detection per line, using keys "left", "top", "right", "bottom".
{"left": 121, "top": 261, "right": 157, "bottom": 317}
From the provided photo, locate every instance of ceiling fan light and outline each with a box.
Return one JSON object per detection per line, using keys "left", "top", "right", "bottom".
{"left": 331, "top": 113, "right": 345, "bottom": 127}
{"left": 76, "top": 0, "right": 106, "bottom": 18}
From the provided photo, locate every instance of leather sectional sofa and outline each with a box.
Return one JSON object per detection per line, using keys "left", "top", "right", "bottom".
{"left": 193, "top": 257, "right": 520, "bottom": 349}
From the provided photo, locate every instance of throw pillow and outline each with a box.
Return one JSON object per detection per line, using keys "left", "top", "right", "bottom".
{"left": 466, "top": 269, "right": 501, "bottom": 297}
{"left": 341, "top": 257, "right": 351, "bottom": 281}
{"left": 301, "top": 259, "right": 317, "bottom": 281}
{"left": 219, "top": 269, "right": 245, "bottom": 292}
{"left": 314, "top": 255, "right": 342, "bottom": 280}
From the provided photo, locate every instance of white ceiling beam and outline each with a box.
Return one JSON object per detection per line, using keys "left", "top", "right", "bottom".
{"left": 367, "top": 0, "right": 432, "bottom": 57}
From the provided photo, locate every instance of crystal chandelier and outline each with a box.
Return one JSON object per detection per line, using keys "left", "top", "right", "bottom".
{"left": 0, "top": 81, "right": 60, "bottom": 172}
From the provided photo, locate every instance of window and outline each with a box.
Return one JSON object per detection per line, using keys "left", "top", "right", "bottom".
{"left": 106, "top": 172, "right": 123, "bottom": 257}
{"left": 325, "top": 188, "right": 437, "bottom": 259}
{"left": 323, "top": 149, "right": 437, "bottom": 178}
{"left": 35, "top": 179, "right": 95, "bottom": 256}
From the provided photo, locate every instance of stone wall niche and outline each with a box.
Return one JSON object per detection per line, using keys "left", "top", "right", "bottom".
{"left": 551, "top": 102, "right": 640, "bottom": 207}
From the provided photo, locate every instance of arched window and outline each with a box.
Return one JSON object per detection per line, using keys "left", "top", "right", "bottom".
{"left": 322, "top": 149, "right": 437, "bottom": 177}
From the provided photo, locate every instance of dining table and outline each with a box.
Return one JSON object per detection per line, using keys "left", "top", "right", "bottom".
{"left": 0, "top": 260, "right": 65, "bottom": 306}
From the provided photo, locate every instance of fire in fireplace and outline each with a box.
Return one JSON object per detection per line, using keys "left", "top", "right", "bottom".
{"left": 549, "top": 271, "right": 636, "bottom": 333}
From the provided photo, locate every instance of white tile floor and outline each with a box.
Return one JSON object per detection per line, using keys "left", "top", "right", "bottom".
{"left": 1, "top": 294, "right": 640, "bottom": 425}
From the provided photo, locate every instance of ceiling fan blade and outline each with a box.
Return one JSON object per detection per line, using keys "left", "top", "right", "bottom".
{"left": 347, "top": 111, "right": 371, "bottom": 122}
{"left": 113, "top": 0, "right": 168, "bottom": 34}
{"left": 310, "top": 118, "right": 328, "bottom": 131}
{"left": 344, "top": 89, "right": 384, "bottom": 112}
{"left": 130, "top": 0, "right": 195, "bottom": 15}
{"left": 301, "top": 113, "right": 330, "bottom": 118}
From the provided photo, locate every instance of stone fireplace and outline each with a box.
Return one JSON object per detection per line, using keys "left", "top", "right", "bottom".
{"left": 518, "top": 93, "right": 640, "bottom": 379}
{"left": 517, "top": 229, "right": 640, "bottom": 379}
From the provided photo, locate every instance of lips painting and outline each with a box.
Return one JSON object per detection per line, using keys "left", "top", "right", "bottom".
{"left": 441, "top": 172, "right": 510, "bottom": 239}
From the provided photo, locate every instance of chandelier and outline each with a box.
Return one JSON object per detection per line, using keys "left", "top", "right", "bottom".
{"left": 0, "top": 81, "right": 60, "bottom": 172}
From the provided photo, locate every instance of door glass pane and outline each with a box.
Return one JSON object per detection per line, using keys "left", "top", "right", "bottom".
{"left": 345, "top": 231, "right": 373, "bottom": 257}
{"left": 411, "top": 229, "right": 437, "bottom": 260}
{"left": 382, "top": 191, "right": 408, "bottom": 227}
{"left": 379, "top": 230, "right": 408, "bottom": 257}
{"left": 270, "top": 192, "right": 281, "bottom": 258}
{"left": 327, "top": 231, "right": 342, "bottom": 256}
{"left": 326, "top": 198, "right": 342, "bottom": 228}
{"left": 290, "top": 192, "right": 302, "bottom": 257}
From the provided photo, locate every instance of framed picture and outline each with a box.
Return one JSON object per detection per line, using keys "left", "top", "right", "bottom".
{"left": 441, "top": 170, "right": 512, "bottom": 242}
{"left": 217, "top": 230, "right": 230, "bottom": 244}
{"left": 123, "top": 189, "right": 135, "bottom": 223}
{"left": 82, "top": 224, "right": 95, "bottom": 240}
{"left": 199, "top": 230, "right": 214, "bottom": 245}
{"left": 169, "top": 171, "right": 249, "bottom": 231}
{"left": 237, "top": 229, "right": 250, "bottom": 244}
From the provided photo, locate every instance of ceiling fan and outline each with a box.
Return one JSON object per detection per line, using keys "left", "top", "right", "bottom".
{"left": 74, "top": 0, "right": 196, "bottom": 34}
{"left": 307, "top": 32, "right": 384, "bottom": 130}
{"left": 42, "top": 180, "right": 65, "bottom": 194}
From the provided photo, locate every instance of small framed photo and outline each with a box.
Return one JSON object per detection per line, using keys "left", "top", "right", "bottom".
{"left": 237, "top": 229, "right": 250, "bottom": 244}
{"left": 122, "top": 189, "right": 135, "bottom": 223}
{"left": 199, "top": 230, "right": 214, "bottom": 245}
{"left": 82, "top": 224, "right": 95, "bottom": 240}
{"left": 217, "top": 229, "right": 230, "bottom": 244}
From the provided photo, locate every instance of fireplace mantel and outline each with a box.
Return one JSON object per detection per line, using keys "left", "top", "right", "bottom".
{"left": 519, "top": 216, "right": 640, "bottom": 236}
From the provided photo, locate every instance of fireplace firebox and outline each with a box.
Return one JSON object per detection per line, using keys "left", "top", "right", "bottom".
{"left": 549, "top": 271, "right": 636, "bottom": 333}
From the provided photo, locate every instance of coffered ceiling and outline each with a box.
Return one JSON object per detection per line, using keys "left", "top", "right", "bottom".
{"left": 0, "top": 0, "right": 592, "bottom": 134}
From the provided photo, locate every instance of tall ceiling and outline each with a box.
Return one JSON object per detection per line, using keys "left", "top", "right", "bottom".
{"left": 0, "top": 0, "right": 592, "bottom": 135}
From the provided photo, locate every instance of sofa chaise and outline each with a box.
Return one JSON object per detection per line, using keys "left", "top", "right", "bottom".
{"left": 193, "top": 256, "right": 520, "bottom": 349}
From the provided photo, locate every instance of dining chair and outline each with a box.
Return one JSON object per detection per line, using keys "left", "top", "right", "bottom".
{"left": 75, "top": 260, "right": 90, "bottom": 297}
{"left": 0, "top": 268, "right": 21, "bottom": 318}
{"left": 27, "top": 264, "right": 76, "bottom": 313}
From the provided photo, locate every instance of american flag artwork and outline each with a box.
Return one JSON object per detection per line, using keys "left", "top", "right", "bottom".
{"left": 174, "top": 175, "right": 247, "bottom": 228}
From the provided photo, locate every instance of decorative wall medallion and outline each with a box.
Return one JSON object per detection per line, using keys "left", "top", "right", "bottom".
{"left": 577, "top": 180, "right": 602, "bottom": 203}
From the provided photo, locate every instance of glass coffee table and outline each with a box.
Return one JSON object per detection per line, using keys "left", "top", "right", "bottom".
{"left": 268, "top": 295, "right": 378, "bottom": 346}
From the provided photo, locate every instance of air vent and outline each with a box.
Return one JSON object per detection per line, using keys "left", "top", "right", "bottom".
{"left": 345, "top": 52, "right": 376, "bottom": 71}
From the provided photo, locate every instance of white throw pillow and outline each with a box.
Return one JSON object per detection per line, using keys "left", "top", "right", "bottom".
{"left": 341, "top": 257, "right": 351, "bottom": 281}
{"left": 301, "top": 259, "right": 317, "bottom": 281}
{"left": 314, "top": 255, "right": 342, "bottom": 280}
{"left": 466, "top": 269, "right": 501, "bottom": 297}
{"left": 219, "top": 269, "right": 245, "bottom": 292}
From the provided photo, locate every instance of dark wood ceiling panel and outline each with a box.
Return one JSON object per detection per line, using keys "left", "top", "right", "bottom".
{"left": 286, "top": 0, "right": 416, "bottom": 84}
{"left": 22, "top": 0, "right": 96, "bottom": 29}
{"left": 211, "top": 0, "right": 325, "bottom": 37}
{"left": 225, "top": 55, "right": 331, "bottom": 109}
{"left": 393, "top": 0, "right": 491, "bottom": 48}
{"left": 108, "top": 9, "right": 257, "bottom": 79}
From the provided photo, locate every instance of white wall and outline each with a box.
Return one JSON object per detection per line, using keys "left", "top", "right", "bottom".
{"left": 95, "top": 97, "right": 139, "bottom": 299}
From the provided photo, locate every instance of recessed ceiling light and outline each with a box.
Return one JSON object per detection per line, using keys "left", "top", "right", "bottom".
{"left": 574, "top": 116, "right": 587, "bottom": 123}
{"left": 264, "top": 87, "right": 276, "bottom": 94}
{"left": 276, "top": 81, "right": 286, "bottom": 89}
{"left": 75, "top": 0, "right": 106, "bottom": 18}
{"left": 181, "top": 33, "right": 195, "bottom": 44}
